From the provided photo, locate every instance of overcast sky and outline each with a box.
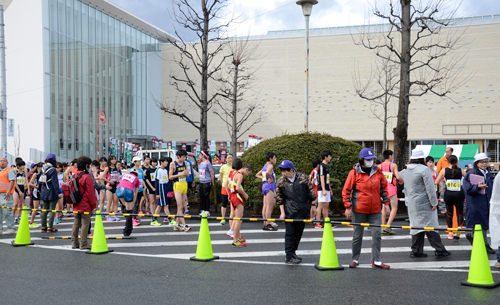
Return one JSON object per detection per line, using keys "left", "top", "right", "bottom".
{"left": 108, "top": 0, "right": 498, "bottom": 40}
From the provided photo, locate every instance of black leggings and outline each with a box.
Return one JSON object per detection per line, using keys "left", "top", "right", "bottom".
{"left": 199, "top": 182, "right": 212, "bottom": 211}
{"left": 444, "top": 192, "right": 464, "bottom": 228}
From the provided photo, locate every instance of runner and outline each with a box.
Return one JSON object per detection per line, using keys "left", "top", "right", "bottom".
{"left": 163, "top": 157, "right": 176, "bottom": 225}
{"left": 13, "top": 160, "right": 26, "bottom": 223}
{"left": 309, "top": 159, "right": 321, "bottom": 225}
{"left": 225, "top": 158, "right": 243, "bottom": 238}
{"left": 101, "top": 156, "right": 122, "bottom": 221}
{"left": 53, "top": 162, "right": 64, "bottom": 224}
{"left": 144, "top": 157, "right": 158, "bottom": 216}
{"left": 64, "top": 159, "right": 78, "bottom": 215}
{"left": 141, "top": 156, "right": 152, "bottom": 214}
{"left": 198, "top": 151, "right": 214, "bottom": 216}
{"left": 96, "top": 157, "right": 107, "bottom": 213}
{"left": 169, "top": 150, "right": 191, "bottom": 232}
{"left": 228, "top": 161, "right": 253, "bottom": 247}
{"left": 255, "top": 152, "right": 278, "bottom": 231}
{"left": 379, "top": 150, "right": 403, "bottom": 235}
{"left": 129, "top": 156, "right": 145, "bottom": 226}
{"left": 151, "top": 157, "right": 171, "bottom": 226}
{"left": 28, "top": 162, "right": 43, "bottom": 227}
{"left": 116, "top": 169, "right": 140, "bottom": 237}
{"left": 316, "top": 150, "right": 333, "bottom": 229}
{"left": 185, "top": 157, "right": 195, "bottom": 214}
{"left": 219, "top": 154, "right": 233, "bottom": 225}
{"left": 434, "top": 155, "right": 466, "bottom": 239}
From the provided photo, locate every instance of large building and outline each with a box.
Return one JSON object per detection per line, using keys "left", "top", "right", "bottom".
{"left": 161, "top": 14, "right": 500, "bottom": 163}
{"left": 4, "top": 0, "right": 172, "bottom": 161}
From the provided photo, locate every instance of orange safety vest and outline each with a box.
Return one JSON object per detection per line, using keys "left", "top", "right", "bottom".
{"left": 0, "top": 167, "right": 15, "bottom": 194}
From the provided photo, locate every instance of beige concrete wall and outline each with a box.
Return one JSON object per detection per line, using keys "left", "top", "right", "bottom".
{"left": 161, "top": 21, "right": 500, "bottom": 144}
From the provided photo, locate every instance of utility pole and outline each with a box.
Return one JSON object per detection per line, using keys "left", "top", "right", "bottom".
{"left": 0, "top": 5, "right": 6, "bottom": 157}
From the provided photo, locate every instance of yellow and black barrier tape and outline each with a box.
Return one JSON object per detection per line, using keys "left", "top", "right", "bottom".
{"left": 40, "top": 236, "right": 133, "bottom": 240}
{"left": 0, "top": 206, "right": 475, "bottom": 232}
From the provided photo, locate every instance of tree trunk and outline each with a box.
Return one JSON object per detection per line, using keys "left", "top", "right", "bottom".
{"left": 200, "top": 0, "right": 209, "bottom": 153}
{"left": 383, "top": 97, "right": 388, "bottom": 151}
{"left": 394, "top": 0, "right": 411, "bottom": 169}
{"left": 231, "top": 64, "right": 239, "bottom": 155}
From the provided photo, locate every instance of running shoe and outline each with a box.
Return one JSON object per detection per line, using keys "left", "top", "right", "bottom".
{"left": 383, "top": 228, "right": 396, "bottom": 235}
{"left": 238, "top": 237, "right": 246, "bottom": 242}
{"left": 150, "top": 220, "right": 161, "bottom": 226}
{"left": 107, "top": 216, "right": 114, "bottom": 222}
{"left": 132, "top": 219, "right": 140, "bottom": 226}
{"left": 174, "top": 225, "right": 183, "bottom": 231}
{"left": 183, "top": 225, "right": 191, "bottom": 232}
{"left": 226, "top": 230, "right": 234, "bottom": 238}
{"left": 220, "top": 219, "right": 226, "bottom": 225}
{"left": 88, "top": 232, "right": 93, "bottom": 237}
{"left": 163, "top": 217, "right": 170, "bottom": 223}
{"left": 199, "top": 210, "right": 205, "bottom": 216}
{"left": 205, "top": 211, "right": 210, "bottom": 216}
{"left": 169, "top": 219, "right": 177, "bottom": 225}
{"left": 29, "top": 222, "right": 39, "bottom": 228}
{"left": 448, "top": 232, "right": 455, "bottom": 240}
{"left": 263, "top": 224, "right": 278, "bottom": 231}
{"left": 454, "top": 228, "right": 461, "bottom": 240}
{"left": 315, "top": 224, "right": 323, "bottom": 229}
{"left": 114, "top": 216, "right": 121, "bottom": 221}
{"left": 184, "top": 210, "right": 189, "bottom": 215}
{"left": 145, "top": 211, "right": 151, "bottom": 215}
{"left": 53, "top": 218, "right": 60, "bottom": 224}
{"left": 232, "top": 240, "right": 247, "bottom": 247}
{"left": 270, "top": 222, "right": 278, "bottom": 227}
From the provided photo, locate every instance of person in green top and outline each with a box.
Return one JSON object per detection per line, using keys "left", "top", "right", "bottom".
{"left": 219, "top": 154, "right": 233, "bottom": 226}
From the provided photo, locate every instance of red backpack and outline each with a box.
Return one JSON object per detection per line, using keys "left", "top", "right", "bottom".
{"left": 62, "top": 172, "right": 87, "bottom": 205}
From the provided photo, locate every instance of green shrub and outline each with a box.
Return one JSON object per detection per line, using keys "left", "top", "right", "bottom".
{"left": 240, "top": 132, "right": 362, "bottom": 214}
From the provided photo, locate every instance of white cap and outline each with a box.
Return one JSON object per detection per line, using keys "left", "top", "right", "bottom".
{"left": 410, "top": 148, "right": 426, "bottom": 160}
{"left": 132, "top": 156, "right": 142, "bottom": 162}
{"left": 473, "top": 153, "right": 490, "bottom": 164}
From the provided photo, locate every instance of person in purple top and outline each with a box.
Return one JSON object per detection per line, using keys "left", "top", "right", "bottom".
{"left": 256, "top": 152, "right": 278, "bottom": 231}
{"left": 198, "top": 151, "right": 214, "bottom": 216}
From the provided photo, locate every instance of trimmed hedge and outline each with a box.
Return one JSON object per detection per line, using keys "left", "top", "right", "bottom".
{"left": 240, "top": 132, "right": 362, "bottom": 214}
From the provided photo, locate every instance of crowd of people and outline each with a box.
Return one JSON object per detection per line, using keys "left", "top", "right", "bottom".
{"left": 0, "top": 146, "right": 498, "bottom": 268}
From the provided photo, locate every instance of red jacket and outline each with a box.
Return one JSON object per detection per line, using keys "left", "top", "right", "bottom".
{"left": 73, "top": 171, "right": 97, "bottom": 212}
{"left": 342, "top": 164, "right": 389, "bottom": 214}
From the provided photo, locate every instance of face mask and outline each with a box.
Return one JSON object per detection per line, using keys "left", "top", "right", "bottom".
{"left": 365, "top": 160, "right": 374, "bottom": 167}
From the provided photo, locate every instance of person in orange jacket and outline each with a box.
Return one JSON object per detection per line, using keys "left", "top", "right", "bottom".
{"left": 342, "top": 148, "right": 390, "bottom": 269}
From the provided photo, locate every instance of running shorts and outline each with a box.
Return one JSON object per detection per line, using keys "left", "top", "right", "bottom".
{"left": 230, "top": 192, "right": 244, "bottom": 209}
{"left": 108, "top": 184, "right": 117, "bottom": 194}
{"left": 221, "top": 194, "right": 228, "bottom": 208}
{"left": 317, "top": 191, "right": 331, "bottom": 203}
{"left": 15, "top": 188, "right": 26, "bottom": 199}
{"left": 158, "top": 184, "right": 169, "bottom": 207}
{"left": 173, "top": 181, "right": 188, "bottom": 194}
{"left": 116, "top": 187, "right": 134, "bottom": 202}
{"left": 262, "top": 182, "right": 276, "bottom": 196}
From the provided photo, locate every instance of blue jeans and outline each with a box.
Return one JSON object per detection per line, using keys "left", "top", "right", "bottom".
{"left": 0, "top": 194, "right": 15, "bottom": 229}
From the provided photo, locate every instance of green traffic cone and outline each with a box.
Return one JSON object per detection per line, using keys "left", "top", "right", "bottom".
{"left": 190, "top": 214, "right": 219, "bottom": 261}
{"left": 315, "top": 217, "right": 343, "bottom": 270}
{"left": 461, "top": 224, "right": 499, "bottom": 288}
{"left": 12, "top": 206, "right": 34, "bottom": 247}
{"left": 86, "top": 211, "right": 113, "bottom": 255}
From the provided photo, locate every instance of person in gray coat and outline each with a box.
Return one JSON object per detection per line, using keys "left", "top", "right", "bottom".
{"left": 400, "top": 148, "right": 450, "bottom": 258}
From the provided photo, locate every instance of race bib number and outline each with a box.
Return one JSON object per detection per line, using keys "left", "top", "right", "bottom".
{"left": 17, "top": 177, "right": 26, "bottom": 184}
{"left": 150, "top": 173, "right": 156, "bottom": 181}
{"left": 262, "top": 172, "right": 267, "bottom": 182}
{"left": 383, "top": 172, "right": 393, "bottom": 183}
{"left": 434, "top": 184, "right": 438, "bottom": 191}
{"left": 110, "top": 173, "right": 119, "bottom": 182}
{"left": 178, "top": 176, "right": 186, "bottom": 182}
{"left": 58, "top": 180, "right": 64, "bottom": 188}
{"left": 446, "top": 179, "right": 461, "bottom": 191}
{"left": 163, "top": 175, "right": 169, "bottom": 180}
{"left": 123, "top": 174, "right": 136, "bottom": 183}
{"left": 326, "top": 173, "right": 330, "bottom": 184}
{"left": 199, "top": 169, "right": 206, "bottom": 179}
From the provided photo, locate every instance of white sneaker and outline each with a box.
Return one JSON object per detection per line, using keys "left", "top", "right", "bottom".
{"left": 199, "top": 210, "right": 204, "bottom": 216}
{"left": 4, "top": 228, "right": 16, "bottom": 235}
{"left": 183, "top": 225, "right": 191, "bottom": 232}
{"left": 174, "top": 225, "right": 183, "bottom": 231}
{"left": 205, "top": 211, "right": 210, "bottom": 216}
{"left": 270, "top": 222, "right": 278, "bottom": 227}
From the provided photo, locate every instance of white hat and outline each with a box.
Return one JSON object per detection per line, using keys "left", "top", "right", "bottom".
{"left": 473, "top": 153, "right": 490, "bottom": 164}
{"left": 410, "top": 148, "right": 426, "bottom": 160}
{"left": 132, "top": 156, "right": 142, "bottom": 162}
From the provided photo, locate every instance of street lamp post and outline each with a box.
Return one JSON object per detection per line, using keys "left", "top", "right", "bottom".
{"left": 296, "top": 0, "right": 317, "bottom": 133}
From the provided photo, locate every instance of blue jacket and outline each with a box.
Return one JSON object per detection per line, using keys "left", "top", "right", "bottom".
{"left": 186, "top": 160, "right": 194, "bottom": 183}
{"left": 39, "top": 163, "right": 61, "bottom": 201}
{"left": 463, "top": 168, "right": 493, "bottom": 230}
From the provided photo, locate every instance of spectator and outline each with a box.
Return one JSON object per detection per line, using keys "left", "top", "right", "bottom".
{"left": 0, "top": 157, "right": 17, "bottom": 234}
{"left": 71, "top": 156, "right": 97, "bottom": 250}
{"left": 489, "top": 164, "right": 498, "bottom": 179}
{"left": 39, "top": 154, "right": 61, "bottom": 232}
{"left": 488, "top": 168, "right": 500, "bottom": 268}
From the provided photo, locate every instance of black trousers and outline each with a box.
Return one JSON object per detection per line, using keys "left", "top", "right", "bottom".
{"left": 285, "top": 222, "right": 306, "bottom": 259}
{"left": 133, "top": 191, "right": 144, "bottom": 219}
{"left": 122, "top": 205, "right": 133, "bottom": 236}
{"left": 199, "top": 182, "right": 212, "bottom": 211}
{"left": 444, "top": 193, "right": 464, "bottom": 228}
{"left": 411, "top": 231, "right": 446, "bottom": 254}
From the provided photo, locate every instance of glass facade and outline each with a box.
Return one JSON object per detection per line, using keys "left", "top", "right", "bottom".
{"left": 43, "top": 0, "right": 160, "bottom": 159}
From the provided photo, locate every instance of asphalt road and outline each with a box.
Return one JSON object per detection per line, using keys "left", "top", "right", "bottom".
{"left": 1, "top": 213, "right": 499, "bottom": 305}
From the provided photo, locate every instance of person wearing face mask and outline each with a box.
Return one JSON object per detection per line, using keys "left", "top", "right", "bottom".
{"left": 342, "top": 148, "right": 390, "bottom": 269}
{"left": 463, "top": 153, "right": 496, "bottom": 254}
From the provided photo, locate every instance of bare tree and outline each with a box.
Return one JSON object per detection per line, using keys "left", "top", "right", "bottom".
{"left": 13, "top": 124, "right": 20, "bottom": 157}
{"left": 156, "top": 0, "right": 235, "bottom": 153}
{"left": 352, "top": 0, "right": 471, "bottom": 167}
{"left": 353, "top": 55, "right": 399, "bottom": 150}
{"left": 213, "top": 36, "right": 265, "bottom": 154}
